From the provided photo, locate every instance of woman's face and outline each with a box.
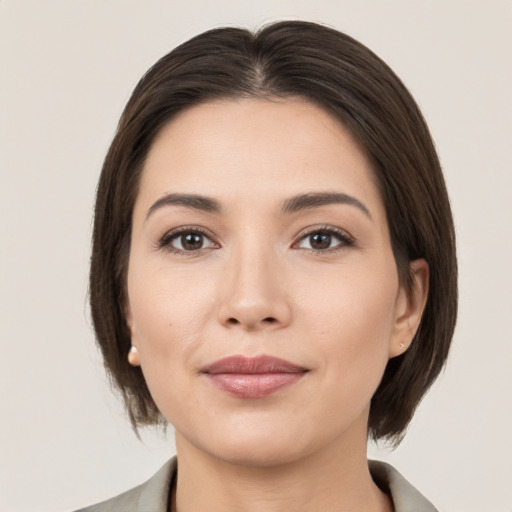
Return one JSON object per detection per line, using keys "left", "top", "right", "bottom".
{"left": 126, "top": 98, "right": 423, "bottom": 466}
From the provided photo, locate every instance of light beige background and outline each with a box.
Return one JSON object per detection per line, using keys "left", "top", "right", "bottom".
{"left": 1, "top": 1, "right": 511, "bottom": 511}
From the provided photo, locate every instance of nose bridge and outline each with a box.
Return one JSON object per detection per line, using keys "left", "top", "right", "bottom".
{"left": 218, "top": 233, "right": 290, "bottom": 330}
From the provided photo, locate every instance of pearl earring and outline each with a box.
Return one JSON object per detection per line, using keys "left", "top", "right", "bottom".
{"left": 128, "top": 345, "right": 139, "bottom": 366}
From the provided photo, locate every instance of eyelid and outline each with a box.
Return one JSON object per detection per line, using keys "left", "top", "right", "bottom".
{"left": 292, "top": 225, "right": 355, "bottom": 252}
{"left": 155, "top": 224, "right": 354, "bottom": 255}
{"left": 157, "top": 225, "right": 220, "bottom": 254}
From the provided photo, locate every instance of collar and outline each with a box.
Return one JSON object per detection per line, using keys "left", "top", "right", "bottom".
{"left": 369, "top": 459, "right": 438, "bottom": 512}
{"left": 87, "top": 457, "right": 438, "bottom": 512}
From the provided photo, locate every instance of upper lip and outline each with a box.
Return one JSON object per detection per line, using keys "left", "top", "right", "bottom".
{"left": 201, "top": 355, "right": 308, "bottom": 375}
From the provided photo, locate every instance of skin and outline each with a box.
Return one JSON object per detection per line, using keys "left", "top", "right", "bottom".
{"left": 125, "top": 98, "right": 428, "bottom": 512}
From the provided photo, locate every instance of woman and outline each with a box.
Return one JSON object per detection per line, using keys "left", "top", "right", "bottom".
{"left": 81, "top": 20, "right": 457, "bottom": 512}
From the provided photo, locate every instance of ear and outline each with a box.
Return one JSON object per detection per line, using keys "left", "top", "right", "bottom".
{"left": 125, "top": 298, "right": 134, "bottom": 336}
{"left": 124, "top": 299, "right": 141, "bottom": 367}
{"left": 389, "top": 259, "right": 429, "bottom": 358}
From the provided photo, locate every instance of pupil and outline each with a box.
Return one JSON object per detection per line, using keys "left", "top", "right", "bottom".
{"left": 310, "top": 233, "right": 331, "bottom": 249}
{"left": 182, "top": 233, "right": 203, "bottom": 250}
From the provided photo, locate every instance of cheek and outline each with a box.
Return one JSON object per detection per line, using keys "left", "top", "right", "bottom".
{"left": 297, "top": 262, "right": 398, "bottom": 386}
{"left": 126, "top": 261, "right": 215, "bottom": 367}
{"left": 126, "top": 265, "right": 212, "bottom": 422}
{"left": 299, "top": 258, "right": 398, "bottom": 332}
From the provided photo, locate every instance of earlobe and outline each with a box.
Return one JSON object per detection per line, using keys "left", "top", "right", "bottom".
{"left": 128, "top": 345, "right": 141, "bottom": 366}
{"left": 124, "top": 300, "right": 141, "bottom": 366}
{"left": 389, "top": 259, "right": 429, "bottom": 358}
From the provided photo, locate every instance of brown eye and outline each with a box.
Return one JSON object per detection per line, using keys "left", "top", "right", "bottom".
{"left": 180, "top": 233, "right": 204, "bottom": 250}
{"left": 296, "top": 228, "right": 353, "bottom": 252}
{"left": 165, "top": 230, "right": 216, "bottom": 252}
{"left": 309, "top": 233, "right": 332, "bottom": 250}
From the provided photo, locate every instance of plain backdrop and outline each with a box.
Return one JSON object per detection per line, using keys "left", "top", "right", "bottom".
{"left": 1, "top": 1, "right": 511, "bottom": 511}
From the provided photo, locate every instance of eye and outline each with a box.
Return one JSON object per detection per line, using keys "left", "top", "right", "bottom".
{"left": 159, "top": 228, "right": 217, "bottom": 253}
{"left": 295, "top": 227, "right": 353, "bottom": 252}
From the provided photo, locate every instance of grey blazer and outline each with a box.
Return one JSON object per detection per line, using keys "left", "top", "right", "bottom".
{"left": 74, "top": 457, "right": 438, "bottom": 512}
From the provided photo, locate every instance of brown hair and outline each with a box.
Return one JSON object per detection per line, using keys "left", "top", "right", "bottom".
{"left": 89, "top": 20, "right": 457, "bottom": 443}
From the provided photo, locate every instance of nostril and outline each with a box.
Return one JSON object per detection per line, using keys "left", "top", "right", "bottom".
{"left": 226, "top": 317, "right": 277, "bottom": 325}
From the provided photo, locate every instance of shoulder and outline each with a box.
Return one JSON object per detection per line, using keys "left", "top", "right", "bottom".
{"left": 369, "top": 460, "right": 438, "bottom": 512}
{"left": 74, "top": 457, "right": 436, "bottom": 512}
{"left": 73, "top": 458, "right": 176, "bottom": 512}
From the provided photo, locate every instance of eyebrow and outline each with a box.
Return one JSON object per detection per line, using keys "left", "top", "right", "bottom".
{"left": 145, "top": 191, "right": 371, "bottom": 220}
{"left": 281, "top": 192, "right": 371, "bottom": 218}
{"left": 146, "top": 193, "right": 221, "bottom": 220}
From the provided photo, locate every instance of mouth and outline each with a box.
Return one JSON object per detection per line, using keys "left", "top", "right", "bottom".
{"left": 200, "top": 355, "right": 309, "bottom": 399}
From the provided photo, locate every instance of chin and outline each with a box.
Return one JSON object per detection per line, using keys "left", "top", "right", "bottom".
{"left": 176, "top": 417, "right": 334, "bottom": 469}
{"left": 208, "top": 438, "right": 311, "bottom": 468}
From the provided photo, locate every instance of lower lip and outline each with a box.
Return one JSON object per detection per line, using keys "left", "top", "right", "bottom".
{"left": 205, "top": 373, "right": 305, "bottom": 398}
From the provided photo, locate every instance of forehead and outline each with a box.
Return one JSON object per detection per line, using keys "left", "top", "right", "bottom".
{"left": 136, "top": 98, "right": 384, "bottom": 220}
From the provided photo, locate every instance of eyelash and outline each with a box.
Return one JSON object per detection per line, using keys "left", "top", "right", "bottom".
{"left": 293, "top": 225, "right": 355, "bottom": 254}
{"left": 157, "top": 225, "right": 354, "bottom": 255}
{"left": 157, "top": 226, "right": 218, "bottom": 255}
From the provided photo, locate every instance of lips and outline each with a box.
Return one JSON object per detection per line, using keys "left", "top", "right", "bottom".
{"left": 201, "top": 355, "right": 308, "bottom": 398}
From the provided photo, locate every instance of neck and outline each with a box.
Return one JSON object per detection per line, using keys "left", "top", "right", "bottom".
{"left": 172, "top": 421, "right": 392, "bottom": 512}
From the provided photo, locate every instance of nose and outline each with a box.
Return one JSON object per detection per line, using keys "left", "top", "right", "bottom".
{"left": 217, "top": 244, "right": 292, "bottom": 331}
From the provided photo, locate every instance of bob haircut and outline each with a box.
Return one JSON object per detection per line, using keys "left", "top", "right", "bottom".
{"left": 90, "top": 20, "right": 457, "bottom": 444}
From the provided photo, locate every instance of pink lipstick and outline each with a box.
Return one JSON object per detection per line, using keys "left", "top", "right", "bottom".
{"left": 201, "top": 355, "right": 307, "bottom": 398}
